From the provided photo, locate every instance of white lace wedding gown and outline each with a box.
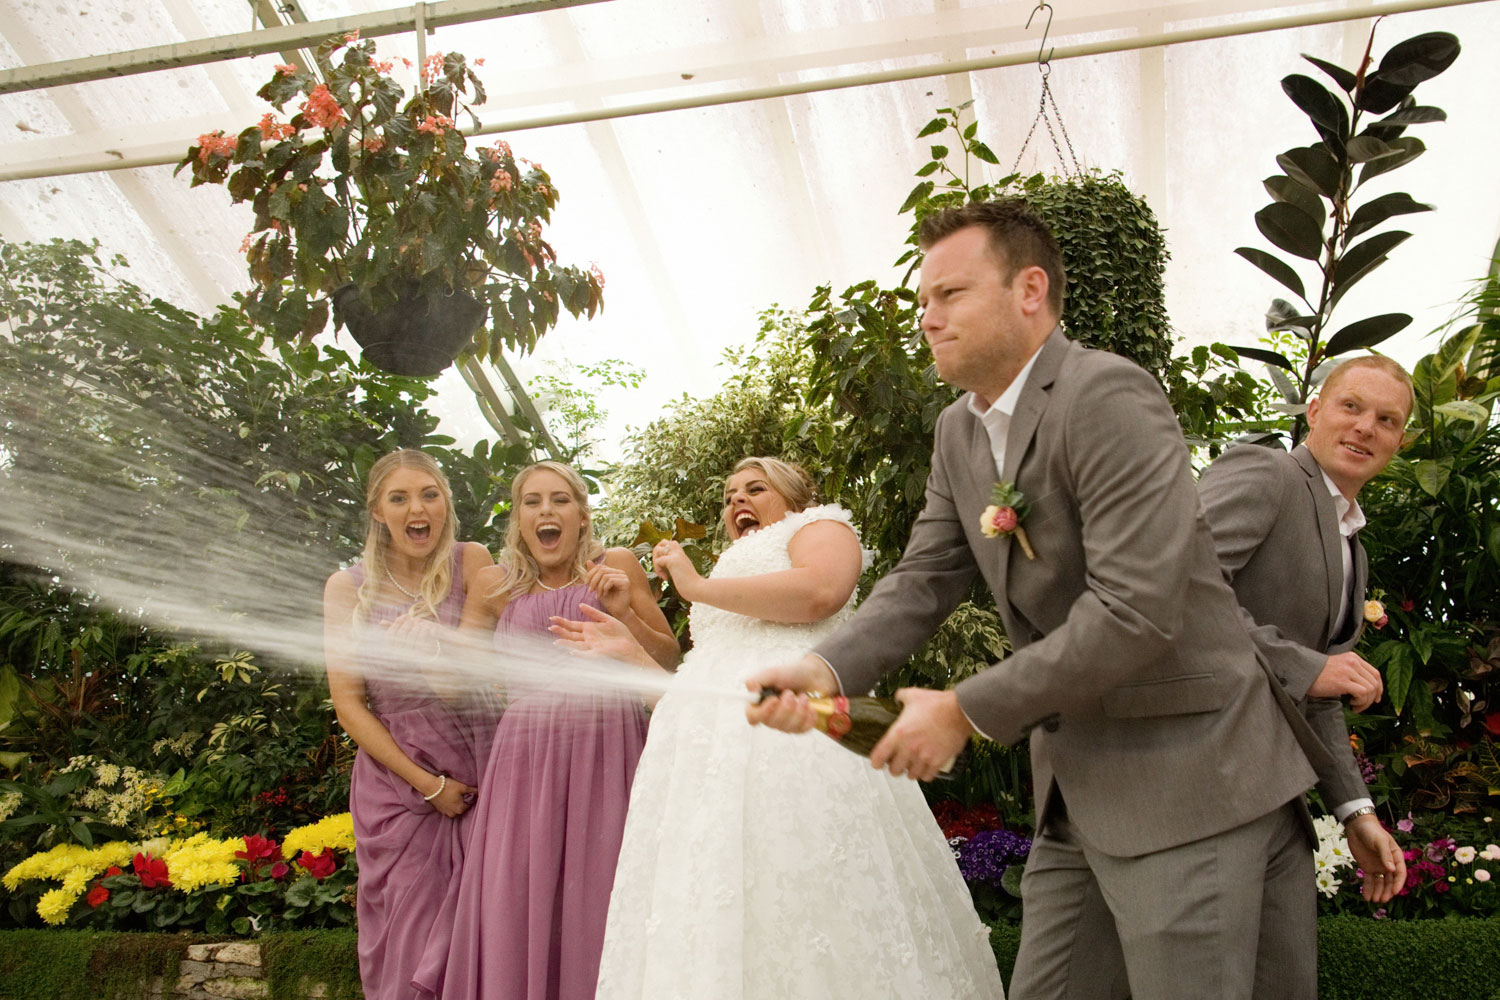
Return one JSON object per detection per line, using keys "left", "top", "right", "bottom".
{"left": 595, "top": 505, "right": 1006, "bottom": 1000}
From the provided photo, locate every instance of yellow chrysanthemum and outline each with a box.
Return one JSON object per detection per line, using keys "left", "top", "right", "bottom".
{"left": 162, "top": 833, "right": 241, "bottom": 892}
{"left": 282, "top": 813, "right": 356, "bottom": 858}
{"left": 4, "top": 841, "right": 140, "bottom": 892}
{"left": 36, "top": 887, "right": 79, "bottom": 925}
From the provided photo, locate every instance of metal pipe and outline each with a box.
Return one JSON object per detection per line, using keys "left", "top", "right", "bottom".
{"left": 0, "top": 0, "right": 1491, "bottom": 183}
{"left": 0, "top": 0, "right": 610, "bottom": 96}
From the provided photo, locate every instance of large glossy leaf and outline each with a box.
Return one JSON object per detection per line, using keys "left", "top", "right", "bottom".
{"left": 1234, "top": 247, "right": 1307, "bottom": 300}
{"left": 1343, "top": 193, "right": 1433, "bottom": 245}
{"left": 1378, "top": 105, "right": 1447, "bottom": 126}
{"left": 1281, "top": 74, "right": 1349, "bottom": 149}
{"left": 1276, "top": 146, "right": 1340, "bottom": 199}
{"left": 1225, "top": 344, "right": 1296, "bottom": 371}
{"left": 1435, "top": 400, "right": 1490, "bottom": 425}
{"left": 1301, "top": 54, "right": 1356, "bottom": 93}
{"left": 1374, "top": 31, "right": 1460, "bottom": 87}
{"left": 1264, "top": 297, "right": 1314, "bottom": 338}
{"left": 1330, "top": 230, "right": 1412, "bottom": 305}
{"left": 1411, "top": 457, "right": 1452, "bottom": 498}
{"left": 1344, "top": 135, "right": 1400, "bottom": 163}
{"left": 1356, "top": 75, "right": 1415, "bottom": 116}
{"left": 1432, "top": 323, "right": 1481, "bottom": 382}
{"left": 1266, "top": 363, "right": 1302, "bottom": 405}
{"left": 1255, "top": 202, "right": 1324, "bottom": 261}
{"left": 1263, "top": 175, "right": 1326, "bottom": 228}
{"left": 1323, "top": 312, "right": 1412, "bottom": 356}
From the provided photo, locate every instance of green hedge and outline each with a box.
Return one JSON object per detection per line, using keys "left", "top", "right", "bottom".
{"left": 3, "top": 920, "right": 1499, "bottom": 998}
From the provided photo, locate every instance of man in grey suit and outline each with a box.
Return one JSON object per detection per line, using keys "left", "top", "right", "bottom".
{"left": 749, "top": 200, "right": 1320, "bottom": 999}
{"left": 1199, "top": 356, "right": 1413, "bottom": 936}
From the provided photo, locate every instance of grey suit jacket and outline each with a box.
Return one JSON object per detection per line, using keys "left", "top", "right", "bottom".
{"left": 1198, "top": 442, "right": 1370, "bottom": 809}
{"left": 816, "top": 329, "right": 1315, "bottom": 858}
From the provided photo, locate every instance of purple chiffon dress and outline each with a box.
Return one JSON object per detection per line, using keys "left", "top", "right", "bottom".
{"left": 346, "top": 544, "right": 497, "bottom": 1000}
{"left": 414, "top": 579, "right": 649, "bottom": 1000}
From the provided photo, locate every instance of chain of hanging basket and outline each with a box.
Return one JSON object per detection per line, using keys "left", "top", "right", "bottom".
{"left": 1011, "top": 3, "right": 1083, "bottom": 179}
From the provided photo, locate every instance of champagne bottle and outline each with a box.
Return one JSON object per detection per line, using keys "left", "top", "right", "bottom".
{"left": 756, "top": 688, "right": 964, "bottom": 774}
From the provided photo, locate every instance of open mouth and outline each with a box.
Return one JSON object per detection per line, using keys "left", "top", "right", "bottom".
{"left": 1341, "top": 442, "right": 1373, "bottom": 457}
{"left": 535, "top": 524, "right": 563, "bottom": 548}
{"left": 733, "top": 510, "right": 760, "bottom": 535}
{"left": 406, "top": 521, "right": 431, "bottom": 542}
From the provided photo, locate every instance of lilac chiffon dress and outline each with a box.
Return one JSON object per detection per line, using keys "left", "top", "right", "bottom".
{"left": 414, "top": 579, "right": 649, "bottom": 1000}
{"left": 346, "top": 544, "right": 497, "bottom": 1000}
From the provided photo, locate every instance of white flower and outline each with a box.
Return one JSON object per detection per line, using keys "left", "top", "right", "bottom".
{"left": 1454, "top": 846, "right": 1477, "bottom": 864}
{"left": 1315, "top": 870, "right": 1341, "bottom": 897}
{"left": 1479, "top": 844, "right": 1500, "bottom": 861}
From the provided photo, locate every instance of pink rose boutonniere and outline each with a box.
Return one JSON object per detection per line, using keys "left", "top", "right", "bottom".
{"left": 979, "top": 481, "right": 1036, "bottom": 560}
{"left": 1364, "top": 599, "right": 1388, "bottom": 629}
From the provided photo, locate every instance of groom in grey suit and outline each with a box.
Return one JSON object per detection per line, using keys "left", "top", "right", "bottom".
{"left": 1197, "top": 355, "right": 1414, "bottom": 983}
{"left": 749, "top": 200, "right": 1318, "bottom": 999}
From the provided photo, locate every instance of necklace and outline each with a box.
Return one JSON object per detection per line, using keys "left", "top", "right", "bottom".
{"left": 536, "top": 573, "right": 581, "bottom": 592}
{"left": 387, "top": 570, "right": 421, "bottom": 601}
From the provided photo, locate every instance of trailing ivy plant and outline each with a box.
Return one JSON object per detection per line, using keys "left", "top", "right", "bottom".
{"left": 1232, "top": 27, "right": 1460, "bottom": 442}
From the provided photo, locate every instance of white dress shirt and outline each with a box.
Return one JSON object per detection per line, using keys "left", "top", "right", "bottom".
{"left": 1317, "top": 467, "right": 1373, "bottom": 822}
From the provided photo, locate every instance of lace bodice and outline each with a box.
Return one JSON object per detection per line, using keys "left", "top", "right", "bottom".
{"left": 682, "top": 505, "right": 870, "bottom": 669}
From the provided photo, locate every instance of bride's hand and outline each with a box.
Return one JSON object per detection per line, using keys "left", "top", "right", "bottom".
{"left": 651, "top": 540, "right": 701, "bottom": 598}
{"left": 549, "top": 605, "right": 656, "bottom": 667}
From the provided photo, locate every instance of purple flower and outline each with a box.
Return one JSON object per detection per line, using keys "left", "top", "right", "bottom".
{"left": 1426, "top": 838, "right": 1456, "bottom": 863}
{"left": 1396, "top": 814, "right": 1414, "bottom": 833}
{"left": 956, "top": 829, "right": 1033, "bottom": 888}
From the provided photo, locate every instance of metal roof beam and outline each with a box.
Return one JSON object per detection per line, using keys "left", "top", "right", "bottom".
{"left": 0, "top": 0, "right": 610, "bottom": 96}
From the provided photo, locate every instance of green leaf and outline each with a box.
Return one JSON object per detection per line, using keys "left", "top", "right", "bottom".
{"left": 1411, "top": 457, "right": 1452, "bottom": 497}
{"left": 1344, "top": 135, "right": 1400, "bottom": 163}
{"left": 1331, "top": 230, "right": 1412, "bottom": 306}
{"left": 1323, "top": 313, "right": 1412, "bottom": 356}
{"left": 1001, "top": 863, "right": 1025, "bottom": 898}
{"left": 1281, "top": 74, "right": 1349, "bottom": 149}
{"left": 1255, "top": 202, "right": 1324, "bottom": 261}
{"left": 1343, "top": 193, "right": 1433, "bottom": 245}
{"left": 1263, "top": 175, "right": 1326, "bottom": 228}
{"left": 1357, "top": 137, "right": 1425, "bottom": 185}
{"left": 1301, "top": 54, "right": 1357, "bottom": 93}
{"left": 917, "top": 117, "right": 947, "bottom": 138}
{"left": 970, "top": 141, "right": 999, "bottom": 165}
{"left": 929, "top": 145, "right": 949, "bottom": 160}
{"left": 1433, "top": 400, "right": 1489, "bottom": 425}
{"left": 1377, "top": 105, "right": 1446, "bottom": 126}
{"left": 914, "top": 161, "right": 940, "bottom": 177}
{"left": 1224, "top": 345, "right": 1295, "bottom": 372}
{"left": 1383, "top": 643, "right": 1413, "bottom": 713}
{"left": 1266, "top": 364, "right": 1301, "bottom": 405}
{"left": 1373, "top": 31, "right": 1460, "bottom": 88}
{"left": 1234, "top": 247, "right": 1306, "bottom": 300}
{"left": 1276, "top": 146, "right": 1340, "bottom": 199}
{"left": 898, "top": 180, "right": 934, "bottom": 215}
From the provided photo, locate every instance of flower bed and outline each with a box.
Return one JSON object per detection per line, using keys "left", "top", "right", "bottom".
{"left": 2, "top": 814, "right": 357, "bottom": 933}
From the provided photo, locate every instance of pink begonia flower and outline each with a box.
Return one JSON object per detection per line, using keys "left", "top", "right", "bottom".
{"left": 1475, "top": 869, "right": 1491, "bottom": 883}
{"left": 1454, "top": 846, "right": 1477, "bottom": 864}
{"left": 1396, "top": 814, "right": 1414, "bottom": 833}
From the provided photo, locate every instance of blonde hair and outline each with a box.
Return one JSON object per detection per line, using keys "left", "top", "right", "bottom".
{"left": 492, "top": 461, "right": 604, "bottom": 601}
{"left": 355, "top": 449, "right": 458, "bottom": 623}
{"left": 724, "top": 457, "right": 817, "bottom": 515}
{"left": 1320, "top": 355, "right": 1415, "bottom": 422}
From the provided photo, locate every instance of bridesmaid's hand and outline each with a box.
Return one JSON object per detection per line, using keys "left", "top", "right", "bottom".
{"left": 424, "top": 774, "right": 475, "bottom": 818}
{"left": 549, "top": 606, "right": 655, "bottom": 668}
{"left": 582, "top": 561, "right": 632, "bottom": 618}
{"left": 651, "top": 540, "right": 701, "bottom": 599}
{"left": 384, "top": 614, "right": 444, "bottom": 662}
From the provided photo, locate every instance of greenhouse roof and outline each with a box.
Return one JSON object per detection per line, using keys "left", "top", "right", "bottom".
{"left": 2, "top": 0, "right": 1498, "bottom": 450}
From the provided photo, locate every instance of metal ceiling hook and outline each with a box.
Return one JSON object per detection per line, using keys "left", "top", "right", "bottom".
{"left": 1027, "top": 2, "right": 1055, "bottom": 75}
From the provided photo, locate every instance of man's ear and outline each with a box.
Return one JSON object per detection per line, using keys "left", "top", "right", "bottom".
{"left": 1016, "top": 265, "right": 1050, "bottom": 317}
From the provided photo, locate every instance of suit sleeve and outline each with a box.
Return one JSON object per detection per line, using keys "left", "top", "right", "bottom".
{"left": 1197, "top": 445, "right": 1327, "bottom": 702}
{"left": 1198, "top": 444, "right": 1367, "bottom": 807}
{"left": 951, "top": 359, "right": 1207, "bottom": 741}
{"left": 814, "top": 406, "right": 980, "bottom": 695}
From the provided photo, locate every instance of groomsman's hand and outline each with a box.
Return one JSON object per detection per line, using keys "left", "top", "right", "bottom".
{"left": 1309, "top": 651, "right": 1384, "bottom": 712}
{"left": 870, "top": 688, "right": 974, "bottom": 782}
{"left": 1345, "top": 814, "right": 1406, "bottom": 903}
{"left": 745, "top": 654, "right": 839, "bottom": 732}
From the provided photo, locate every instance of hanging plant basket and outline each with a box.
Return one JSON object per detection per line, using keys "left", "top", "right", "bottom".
{"left": 331, "top": 282, "right": 487, "bottom": 377}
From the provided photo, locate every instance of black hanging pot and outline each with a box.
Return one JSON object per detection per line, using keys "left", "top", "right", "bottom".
{"left": 331, "top": 281, "right": 487, "bottom": 377}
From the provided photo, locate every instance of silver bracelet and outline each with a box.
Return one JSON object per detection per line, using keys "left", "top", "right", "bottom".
{"left": 422, "top": 774, "right": 447, "bottom": 801}
{"left": 424, "top": 637, "right": 443, "bottom": 664}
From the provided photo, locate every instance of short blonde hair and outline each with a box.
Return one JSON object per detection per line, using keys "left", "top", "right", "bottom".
{"left": 725, "top": 457, "right": 817, "bottom": 512}
{"left": 1320, "top": 355, "right": 1415, "bottom": 423}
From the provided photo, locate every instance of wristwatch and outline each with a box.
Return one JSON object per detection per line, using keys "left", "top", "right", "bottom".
{"left": 1343, "top": 805, "right": 1377, "bottom": 824}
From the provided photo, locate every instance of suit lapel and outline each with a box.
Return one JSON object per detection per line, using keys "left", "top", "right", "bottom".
{"left": 991, "top": 328, "right": 1068, "bottom": 601}
{"left": 1292, "top": 445, "right": 1345, "bottom": 645}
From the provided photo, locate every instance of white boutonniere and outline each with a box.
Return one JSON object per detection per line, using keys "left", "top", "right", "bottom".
{"left": 978, "top": 481, "right": 1036, "bottom": 560}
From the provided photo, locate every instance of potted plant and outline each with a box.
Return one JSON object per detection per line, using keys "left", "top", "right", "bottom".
{"left": 178, "top": 31, "right": 604, "bottom": 376}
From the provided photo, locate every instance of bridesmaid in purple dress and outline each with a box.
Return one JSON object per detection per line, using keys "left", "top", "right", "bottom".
{"left": 323, "top": 450, "right": 497, "bottom": 1000}
{"left": 415, "top": 461, "right": 677, "bottom": 1000}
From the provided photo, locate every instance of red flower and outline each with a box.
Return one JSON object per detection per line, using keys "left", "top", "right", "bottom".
{"left": 1399, "top": 599, "right": 1415, "bottom": 612}
{"left": 297, "top": 848, "right": 337, "bottom": 879}
{"left": 86, "top": 885, "right": 110, "bottom": 908}
{"left": 132, "top": 852, "right": 171, "bottom": 889}
{"left": 104, "top": 866, "right": 123, "bottom": 877}
{"left": 270, "top": 861, "right": 291, "bottom": 880}
{"left": 1484, "top": 713, "right": 1500, "bottom": 737}
{"left": 236, "top": 834, "right": 280, "bottom": 865}
{"left": 991, "top": 507, "right": 1019, "bottom": 534}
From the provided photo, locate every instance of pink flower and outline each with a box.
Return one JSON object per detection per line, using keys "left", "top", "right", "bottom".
{"left": 195, "top": 130, "right": 237, "bottom": 165}
{"left": 1434, "top": 880, "right": 1451, "bottom": 894}
{"left": 1396, "top": 814, "right": 1414, "bottom": 833}
{"left": 991, "top": 506, "right": 1019, "bottom": 533}
{"left": 489, "top": 172, "right": 513, "bottom": 193}
{"left": 274, "top": 63, "right": 297, "bottom": 76}
{"left": 1476, "top": 869, "right": 1491, "bottom": 883}
{"left": 362, "top": 136, "right": 386, "bottom": 153}
{"left": 474, "top": 57, "right": 486, "bottom": 66}
{"left": 416, "top": 114, "right": 453, "bottom": 135}
{"left": 300, "top": 84, "right": 348, "bottom": 130}
{"left": 343, "top": 29, "right": 360, "bottom": 43}
{"left": 589, "top": 262, "right": 606, "bottom": 288}
{"left": 1374, "top": 614, "right": 1388, "bottom": 629}
{"left": 270, "top": 861, "right": 291, "bottom": 880}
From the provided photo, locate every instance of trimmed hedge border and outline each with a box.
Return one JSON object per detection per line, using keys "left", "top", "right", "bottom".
{"left": 2, "top": 919, "right": 1498, "bottom": 998}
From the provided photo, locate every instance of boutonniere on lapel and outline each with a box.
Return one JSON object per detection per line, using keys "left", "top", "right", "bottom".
{"left": 1363, "top": 599, "right": 1388, "bottom": 629}
{"left": 979, "top": 482, "right": 1036, "bottom": 560}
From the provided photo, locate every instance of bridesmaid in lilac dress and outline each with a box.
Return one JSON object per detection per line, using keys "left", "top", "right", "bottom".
{"left": 415, "top": 461, "right": 677, "bottom": 1000}
{"left": 323, "top": 450, "right": 496, "bottom": 1000}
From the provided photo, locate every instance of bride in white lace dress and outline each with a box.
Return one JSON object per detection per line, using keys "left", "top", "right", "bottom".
{"left": 550, "top": 458, "right": 1004, "bottom": 1000}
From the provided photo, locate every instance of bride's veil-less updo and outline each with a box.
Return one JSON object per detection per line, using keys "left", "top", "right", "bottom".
{"left": 725, "top": 457, "right": 818, "bottom": 518}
